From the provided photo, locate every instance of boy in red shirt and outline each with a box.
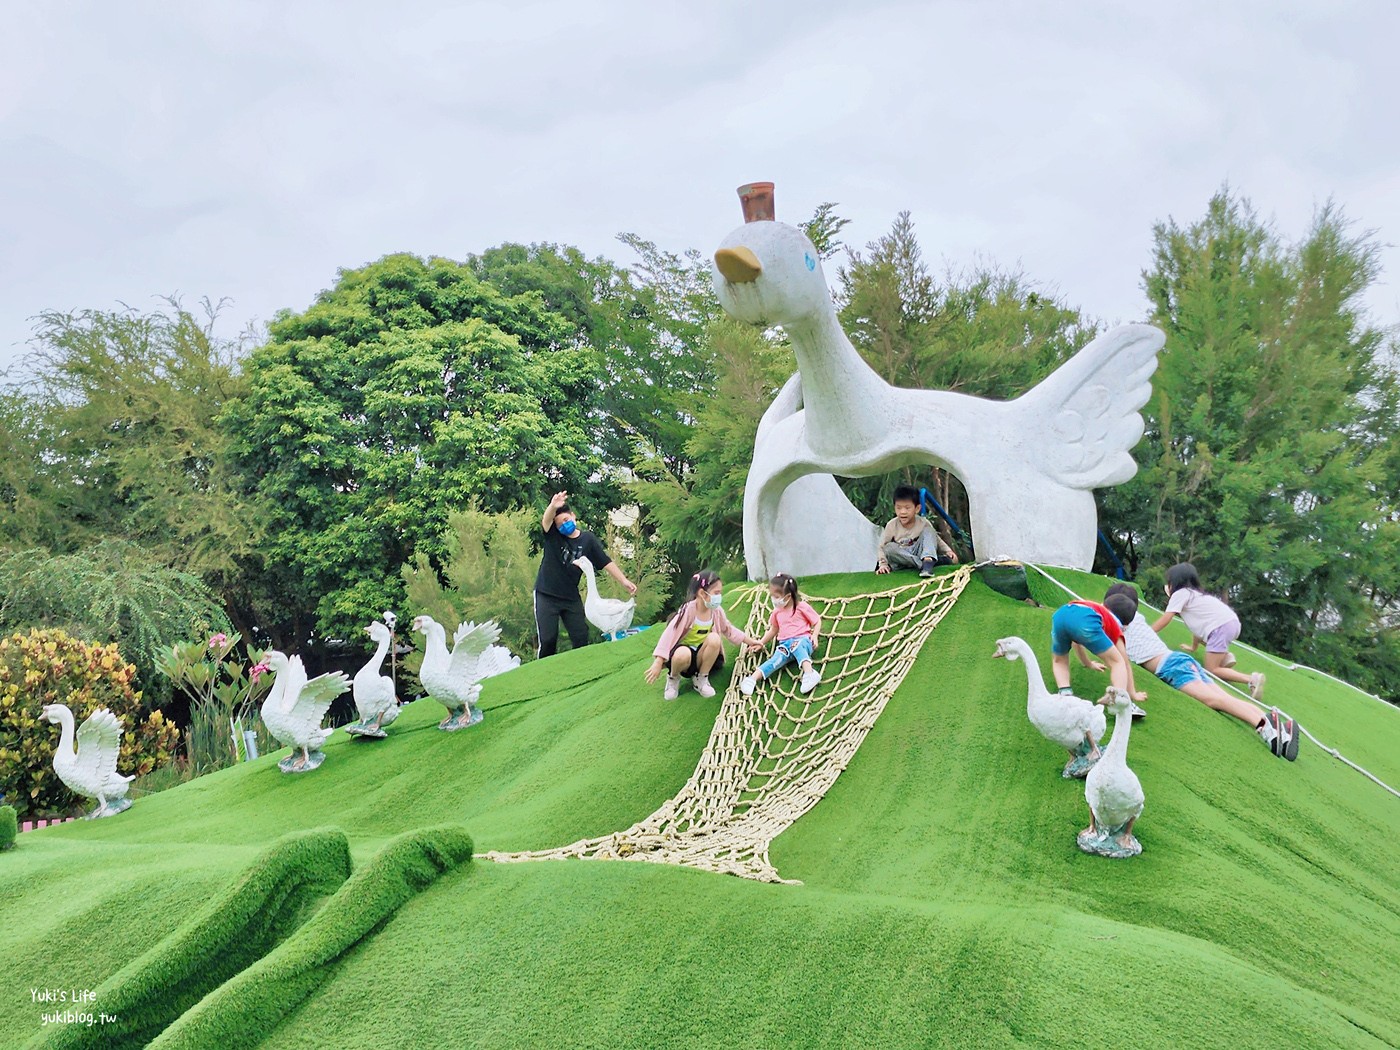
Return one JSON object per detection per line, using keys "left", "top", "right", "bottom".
{"left": 1050, "top": 599, "right": 1132, "bottom": 701}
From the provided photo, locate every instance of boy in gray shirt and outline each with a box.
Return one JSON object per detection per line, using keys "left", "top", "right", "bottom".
{"left": 875, "top": 485, "right": 958, "bottom": 578}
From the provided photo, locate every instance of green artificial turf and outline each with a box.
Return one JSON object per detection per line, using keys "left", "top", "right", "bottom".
{"left": 2, "top": 568, "right": 1397, "bottom": 1049}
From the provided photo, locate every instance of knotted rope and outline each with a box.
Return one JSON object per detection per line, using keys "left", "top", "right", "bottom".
{"left": 486, "top": 567, "right": 974, "bottom": 883}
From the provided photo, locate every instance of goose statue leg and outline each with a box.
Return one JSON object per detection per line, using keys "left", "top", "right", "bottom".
{"left": 1062, "top": 732, "right": 1103, "bottom": 779}
{"left": 1077, "top": 814, "right": 1143, "bottom": 859}
{"left": 439, "top": 705, "right": 484, "bottom": 732}
{"left": 278, "top": 744, "right": 327, "bottom": 774}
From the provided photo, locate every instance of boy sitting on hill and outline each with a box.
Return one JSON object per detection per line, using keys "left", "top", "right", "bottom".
{"left": 875, "top": 485, "right": 958, "bottom": 578}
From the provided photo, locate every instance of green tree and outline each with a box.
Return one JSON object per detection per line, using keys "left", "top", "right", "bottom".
{"left": 0, "top": 302, "right": 259, "bottom": 584}
{"left": 226, "top": 254, "right": 617, "bottom": 648}
{"left": 1101, "top": 190, "right": 1400, "bottom": 699}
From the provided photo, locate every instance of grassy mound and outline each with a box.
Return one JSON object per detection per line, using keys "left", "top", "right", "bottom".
{"left": 2, "top": 569, "right": 1397, "bottom": 1049}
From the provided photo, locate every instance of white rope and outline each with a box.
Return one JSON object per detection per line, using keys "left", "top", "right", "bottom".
{"left": 1024, "top": 563, "right": 1400, "bottom": 801}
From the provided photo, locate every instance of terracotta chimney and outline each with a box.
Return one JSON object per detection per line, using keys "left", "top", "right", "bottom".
{"left": 737, "top": 182, "right": 775, "bottom": 223}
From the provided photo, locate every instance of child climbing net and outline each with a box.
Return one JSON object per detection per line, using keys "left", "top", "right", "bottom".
{"left": 486, "top": 566, "right": 975, "bottom": 883}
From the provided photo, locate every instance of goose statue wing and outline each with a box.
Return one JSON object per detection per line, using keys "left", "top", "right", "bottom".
{"left": 292, "top": 669, "right": 351, "bottom": 732}
{"left": 74, "top": 709, "right": 127, "bottom": 793}
{"left": 1018, "top": 324, "right": 1163, "bottom": 489}
{"left": 449, "top": 620, "right": 504, "bottom": 681}
{"left": 477, "top": 644, "right": 520, "bottom": 681}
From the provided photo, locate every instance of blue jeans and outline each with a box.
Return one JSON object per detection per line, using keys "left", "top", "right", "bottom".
{"left": 759, "top": 636, "right": 814, "bottom": 678}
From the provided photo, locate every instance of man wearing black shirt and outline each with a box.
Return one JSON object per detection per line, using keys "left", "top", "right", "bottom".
{"left": 535, "top": 491, "right": 637, "bottom": 658}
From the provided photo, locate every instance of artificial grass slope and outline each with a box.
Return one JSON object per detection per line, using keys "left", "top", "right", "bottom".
{"left": 2, "top": 570, "right": 1398, "bottom": 1048}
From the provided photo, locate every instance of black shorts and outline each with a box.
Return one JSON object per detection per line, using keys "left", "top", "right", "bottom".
{"left": 666, "top": 641, "right": 725, "bottom": 678}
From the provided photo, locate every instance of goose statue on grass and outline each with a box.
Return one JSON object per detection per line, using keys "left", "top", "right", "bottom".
{"left": 713, "top": 182, "right": 1164, "bottom": 578}
{"left": 993, "top": 636, "right": 1106, "bottom": 778}
{"left": 40, "top": 705, "right": 133, "bottom": 818}
{"left": 574, "top": 555, "right": 636, "bottom": 640}
{"left": 1078, "top": 688, "right": 1145, "bottom": 858}
{"left": 345, "top": 621, "right": 400, "bottom": 739}
{"left": 414, "top": 616, "right": 515, "bottom": 731}
{"left": 259, "top": 652, "right": 350, "bottom": 773}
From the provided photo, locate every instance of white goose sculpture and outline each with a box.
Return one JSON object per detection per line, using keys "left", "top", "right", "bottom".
{"left": 573, "top": 555, "right": 636, "bottom": 639}
{"left": 993, "top": 636, "right": 1106, "bottom": 778}
{"left": 712, "top": 182, "right": 1164, "bottom": 578}
{"left": 345, "top": 621, "right": 400, "bottom": 739}
{"left": 40, "top": 705, "right": 133, "bottom": 818}
{"left": 414, "top": 616, "right": 514, "bottom": 731}
{"left": 1078, "top": 688, "right": 1145, "bottom": 858}
{"left": 259, "top": 652, "right": 350, "bottom": 773}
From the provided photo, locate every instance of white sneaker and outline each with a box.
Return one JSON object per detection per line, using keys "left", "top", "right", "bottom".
{"left": 739, "top": 676, "right": 757, "bottom": 696}
{"left": 1129, "top": 702, "right": 1147, "bottom": 719}
{"left": 694, "top": 675, "right": 716, "bottom": 698}
{"left": 1249, "top": 672, "right": 1266, "bottom": 700}
{"left": 800, "top": 668, "right": 822, "bottom": 694}
{"left": 663, "top": 675, "right": 680, "bottom": 701}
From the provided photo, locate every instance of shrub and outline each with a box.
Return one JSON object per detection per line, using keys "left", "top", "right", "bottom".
{"left": 0, "top": 804, "right": 15, "bottom": 850}
{"left": 0, "top": 628, "right": 180, "bottom": 818}
{"left": 30, "top": 828, "right": 353, "bottom": 1050}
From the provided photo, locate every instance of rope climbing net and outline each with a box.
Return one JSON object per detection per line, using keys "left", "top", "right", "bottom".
{"left": 486, "top": 566, "right": 974, "bottom": 884}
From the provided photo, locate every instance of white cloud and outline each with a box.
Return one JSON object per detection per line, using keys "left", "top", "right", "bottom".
{"left": 2, "top": 0, "right": 1397, "bottom": 370}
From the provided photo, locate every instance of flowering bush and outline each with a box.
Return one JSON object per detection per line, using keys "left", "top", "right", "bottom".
{"left": 0, "top": 628, "right": 180, "bottom": 818}
{"left": 157, "top": 633, "right": 273, "bottom": 775}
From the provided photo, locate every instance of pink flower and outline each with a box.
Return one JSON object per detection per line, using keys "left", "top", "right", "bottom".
{"left": 249, "top": 661, "right": 271, "bottom": 682}
{"left": 208, "top": 633, "right": 230, "bottom": 650}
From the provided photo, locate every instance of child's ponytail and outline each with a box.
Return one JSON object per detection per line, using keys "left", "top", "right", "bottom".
{"left": 670, "top": 569, "right": 722, "bottom": 626}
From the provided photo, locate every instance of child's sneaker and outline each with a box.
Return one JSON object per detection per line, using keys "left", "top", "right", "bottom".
{"left": 1249, "top": 672, "right": 1266, "bottom": 700}
{"left": 1221, "top": 651, "right": 1238, "bottom": 669}
{"left": 919, "top": 558, "right": 935, "bottom": 578}
{"left": 663, "top": 675, "right": 680, "bottom": 701}
{"left": 1129, "top": 702, "right": 1147, "bottom": 719}
{"left": 1261, "top": 708, "right": 1299, "bottom": 761}
{"left": 800, "top": 668, "right": 822, "bottom": 694}
{"left": 739, "top": 676, "right": 757, "bottom": 696}
{"left": 694, "top": 675, "right": 716, "bottom": 699}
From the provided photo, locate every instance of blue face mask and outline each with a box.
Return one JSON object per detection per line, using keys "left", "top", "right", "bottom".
{"left": 557, "top": 519, "right": 578, "bottom": 538}
{"left": 706, "top": 594, "right": 723, "bottom": 610}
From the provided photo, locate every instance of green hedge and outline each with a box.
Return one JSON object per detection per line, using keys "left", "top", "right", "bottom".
{"left": 0, "top": 805, "right": 16, "bottom": 850}
{"left": 27, "top": 828, "right": 352, "bottom": 1050}
{"left": 150, "top": 824, "right": 474, "bottom": 1050}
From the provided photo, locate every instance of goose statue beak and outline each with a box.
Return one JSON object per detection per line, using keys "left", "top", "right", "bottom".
{"left": 992, "top": 645, "right": 1005, "bottom": 659}
{"left": 715, "top": 246, "right": 762, "bottom": 284}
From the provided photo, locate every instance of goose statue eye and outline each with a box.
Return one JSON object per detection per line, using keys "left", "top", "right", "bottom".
{"left": 804, "top": 252, "right": 816, "bottom": 271}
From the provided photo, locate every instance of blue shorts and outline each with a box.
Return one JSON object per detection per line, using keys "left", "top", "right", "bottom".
{"left": 1154, "top": 651, "right": 1212, "bottom": 689}
{"left": 759, "top": 636, "right": 814, "bottom": 678}
{"left": 1050, "top": 604, "right": 1113, "bottom": 656}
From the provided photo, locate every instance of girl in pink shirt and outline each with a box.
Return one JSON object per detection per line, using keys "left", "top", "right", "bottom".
{"left": 740, "top": 574, "right": 823, "bottom": 696}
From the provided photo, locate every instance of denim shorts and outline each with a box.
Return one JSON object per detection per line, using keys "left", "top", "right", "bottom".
{"left": 759, "top": 636, "right": 814, "bottom": 678}
{"left": 1154, "top": 651, "right": 1212, "bottom": 689}
{"left": 1050, "top": 604, "right": 1113, "bottom": 656}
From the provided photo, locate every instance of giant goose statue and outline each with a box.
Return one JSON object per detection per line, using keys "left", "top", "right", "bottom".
{"left": 260, "top": 652, "right": 350, "bottom": 773}
{"left": 40, "top": 705, "right": 133, "bottom": 818}
{"left": 712, "top": 182, "right": 1164, "bottom": 578}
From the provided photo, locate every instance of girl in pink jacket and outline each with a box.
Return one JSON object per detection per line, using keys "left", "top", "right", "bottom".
{"left": 646, "top": 570, "right": 762, "bottom": 700}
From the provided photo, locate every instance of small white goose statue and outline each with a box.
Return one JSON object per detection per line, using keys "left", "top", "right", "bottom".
{"left": 40, "top": 704, "right": 133, "bottom": 818}
{"left": 345, "top": 621, "right": 400, "bottom": 739}
{"left": 259, "top": 652, "right": 350, "bottom": 773}
{"left": 993, "top": 636, "right": 1106, "bottom": 778}
{"left": 1078, "top": 688, "right": 1145, "bottom": 858}
{"left": 573, "top": 555, "right": 636, "bottom": 639}
{"left": 415, "top": 616, "right": 514, "bottom": 730}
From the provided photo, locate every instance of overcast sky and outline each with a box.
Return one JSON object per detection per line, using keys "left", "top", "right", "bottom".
{"left": 3, "top": 0, "right": 1398, "bottom": 373}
